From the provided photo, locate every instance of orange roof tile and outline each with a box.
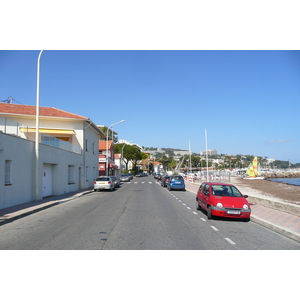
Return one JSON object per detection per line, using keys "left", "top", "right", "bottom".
{"left": 0, "top": 103, "right": 88, "bottom": 120}
{"left": 99, "top": 140, "right": 113, "bottom": 150}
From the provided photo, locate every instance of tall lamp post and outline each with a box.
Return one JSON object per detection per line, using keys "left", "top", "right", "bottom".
{"left": 35, "top": 50, "right": 44, "bottom": 201}
{"left": 106, "top": 120, "right": 125, "bottom": 176}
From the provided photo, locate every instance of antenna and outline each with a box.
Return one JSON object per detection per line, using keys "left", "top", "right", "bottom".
{"left": 1, "top": 96, "right": 23, "bottom": 104}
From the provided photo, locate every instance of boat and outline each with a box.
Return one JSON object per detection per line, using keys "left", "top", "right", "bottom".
{"left": 244, "top": 156, "right": 265, "bottom": 180}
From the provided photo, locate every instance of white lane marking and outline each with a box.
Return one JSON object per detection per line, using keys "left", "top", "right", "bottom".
{"left": 179, "top": 200, "right": 182, "bottom": 202}
{"left": 200, "top": 218, "right": 206, "bottom": 222}
{"left": 225, "top": 238, "right": 236, "bottom": 245}
{"left": 193, "top": 212, "right": 198, "bottom": 215}
{"left": 141, "top": 182, "right": 145, "bottom": 184}
{"left": 210, "top": 226, "right": 219, "bottom": 231}
{"left": 134, "top": 182, "right": 138, "bottom": 184}
{"left": 149, "top": 182, "right": 152, "bottom": 184}
{"left": 182, "top": 203, "right": 186, "bottom": 206}
{"left": 187, "top": 207, "right": 191, "bottom": 210}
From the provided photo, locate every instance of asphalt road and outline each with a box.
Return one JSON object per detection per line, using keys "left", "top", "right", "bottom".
{"left": 1, "top": 176, "right": 300, "bottom": 250}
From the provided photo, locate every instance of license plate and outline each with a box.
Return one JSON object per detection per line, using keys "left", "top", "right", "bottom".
{"left": 226, "top": 210, "right": 240, "bottom": 215}
{"left": 175, "top": 181, "right": 181, "bottom": 184}
{"left": 100, "top": 183, "right": 105, "bottom": 184}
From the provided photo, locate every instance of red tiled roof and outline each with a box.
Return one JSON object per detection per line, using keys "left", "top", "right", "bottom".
{"left": 99, "top": 140, "right": 113, "bottom": 150}
{"left": 0, "top": 103, "right": 88, "bottom": 120}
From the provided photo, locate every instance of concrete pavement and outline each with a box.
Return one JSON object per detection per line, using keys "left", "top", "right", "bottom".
{"left": 1, "top": 181, "right": 300, "bottom": 244}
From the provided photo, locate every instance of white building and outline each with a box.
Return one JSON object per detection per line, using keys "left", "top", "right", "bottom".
{"left": 200, "top": 149, "right": 218, "bottom": 156}
{"left": 0, "top": 103, "right": 104, "bottom": 209}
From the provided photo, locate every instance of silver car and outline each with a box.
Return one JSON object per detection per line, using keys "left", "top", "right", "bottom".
{"left": 94, "top": 176, "right": 115, "bottom": 191}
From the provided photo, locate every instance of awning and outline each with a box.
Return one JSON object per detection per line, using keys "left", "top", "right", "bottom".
{"left": 19, "top": 128, "right": 75, "bottom": 135}
{"left": 109, "top": 163, "right": 119, "bottom": 169}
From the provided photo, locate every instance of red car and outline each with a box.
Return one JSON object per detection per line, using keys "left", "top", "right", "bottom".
{"left": 196, "top": 182, "right": 251, "bottom": 221}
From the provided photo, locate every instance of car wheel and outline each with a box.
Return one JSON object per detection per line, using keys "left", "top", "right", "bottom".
{"left": 94, "top": 189, "right": 96, "bottom": 192}
{"left": 207, "top": 206, "right": 212, "bottom": 219}
{"left": 196, "top": 201, "right": 201, "bottom": 210}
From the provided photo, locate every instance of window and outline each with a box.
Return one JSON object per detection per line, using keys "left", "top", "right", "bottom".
{"left": 5, "top": 160, "right": 12, "bottom": 185}
{"left": 68, "top": 165, "right": 75, "bottom": 184}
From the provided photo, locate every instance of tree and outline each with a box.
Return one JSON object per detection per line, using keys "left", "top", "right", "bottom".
{"left": 115, "top": 143, "right": 148, "bottom": 173}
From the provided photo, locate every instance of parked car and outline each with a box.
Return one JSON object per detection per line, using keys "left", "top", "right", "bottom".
{"left": 120, "top": 174, "right": 131, "bottom": 182}
{"left": 94, "top": 176, "right": 115, "bottom": 191}
{"left": 160, "top": 175, "right": 170, "bottom": 187}
{"left": 167, "top": 175, "right": 185, "bottom": 191}
{"left": 111, "top": 176, "right": 120, "bottom": 188}
{"left": 196, "top": 182, "right": 251, "bottom": 221}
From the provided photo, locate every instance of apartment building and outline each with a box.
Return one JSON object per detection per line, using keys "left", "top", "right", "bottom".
{"left": 0, "top": 103, "right": 104, "bottom": 209}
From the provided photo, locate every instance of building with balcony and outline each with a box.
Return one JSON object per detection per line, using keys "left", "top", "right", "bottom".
{"left": 0, "top": 103, "right": 105, "bottom": 209}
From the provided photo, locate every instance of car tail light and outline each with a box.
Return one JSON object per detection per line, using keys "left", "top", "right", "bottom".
{"left": 108, "top": 181, "right": 112, "bottom": 184}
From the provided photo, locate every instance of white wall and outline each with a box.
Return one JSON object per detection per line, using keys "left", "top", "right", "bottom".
{"left": 0, "top": 122, "right": 99, "bottom": 209}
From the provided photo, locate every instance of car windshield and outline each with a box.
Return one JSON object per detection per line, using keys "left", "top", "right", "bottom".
{"left": 121, "top": 175, "right": 129, "bottom": 177}
{"left": 211, "top": 185, "right": 243, "bottom": 197}
{"left": 96, "top": 177, "right": 110, "bottom": 181}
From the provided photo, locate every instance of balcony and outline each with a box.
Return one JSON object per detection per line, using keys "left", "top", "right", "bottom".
{"left": 0, "top": 116, "right": 81, "bottom": 154}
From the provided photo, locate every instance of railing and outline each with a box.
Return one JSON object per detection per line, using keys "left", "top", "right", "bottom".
{"left": 0, "top": 116, "right": 81, "bottom": 154}
{"left": 41, "top": 135, "right": 81, "bottom": 154}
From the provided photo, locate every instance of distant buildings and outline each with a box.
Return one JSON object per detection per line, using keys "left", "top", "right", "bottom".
{"left": 200, "top": 149, "right": 218, "bottom": 156}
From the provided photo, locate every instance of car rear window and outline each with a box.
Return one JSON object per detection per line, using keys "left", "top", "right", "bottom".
{"left": 172, "top": 176, "right": 183, "bottom": 180}
{"left": 96, "top": 177, "right": 110, "bottom": 181}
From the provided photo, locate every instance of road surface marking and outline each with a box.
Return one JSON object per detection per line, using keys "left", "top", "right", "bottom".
{"left": 182, "top": 203, "right": 186, "bottom": 206}
{"left": 187, "top": 207, "right": 191, "bottom": 210}
{"left": 193, "top": 212, "right": 198, "bottom": 215}
{"left": 225, "top": 238, "right": 236, "bottom": 245}
{"left": 210, "top": 226, "right": 219, "bottom": 231}
{"left": 200, "top": 218, "right": 206, "bottom": 222}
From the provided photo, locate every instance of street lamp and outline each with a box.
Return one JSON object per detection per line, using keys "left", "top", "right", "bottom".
{"left": 35, "top": 50, "right": 44, "bottom": 201}
{"left": 106, "top": 120, "right": 125, "bottom": 176}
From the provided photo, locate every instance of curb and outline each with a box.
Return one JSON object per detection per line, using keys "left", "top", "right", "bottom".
{"left": 0, "top": 202, "right": 59, "bottom": 226}
{"left": 0, "top": 189, "right": 93, "bottom": 226}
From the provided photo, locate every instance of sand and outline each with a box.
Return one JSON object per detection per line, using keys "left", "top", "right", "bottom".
{"left": 230, "top": 176, "right": 300, "bottom": 205}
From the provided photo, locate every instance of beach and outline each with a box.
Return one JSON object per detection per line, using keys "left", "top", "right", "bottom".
{"left": 230, "top": 176, "right": 300, "bottom": 205}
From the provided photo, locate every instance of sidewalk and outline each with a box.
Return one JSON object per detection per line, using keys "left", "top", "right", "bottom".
{"left": 185, "top": 180, "right": 300, "bottom": 243}
{"left": 0, "top": 188, "right": 92, "bottom": 225}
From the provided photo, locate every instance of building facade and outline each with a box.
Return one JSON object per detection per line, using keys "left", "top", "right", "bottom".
{"left": 0, "top": 103, "right": 104, "bottom": 209}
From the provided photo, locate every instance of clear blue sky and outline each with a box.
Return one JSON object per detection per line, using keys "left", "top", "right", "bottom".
{"left": 1, "top": 50, "right": 300, "bottom": 163}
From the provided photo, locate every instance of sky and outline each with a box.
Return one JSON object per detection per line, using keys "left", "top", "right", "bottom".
{"left": 1, "top": 50, "right": 300, "bottom": 163}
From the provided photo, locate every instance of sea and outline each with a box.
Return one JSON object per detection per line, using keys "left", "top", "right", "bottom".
{"left": 269, "top": 177, "right": 300, "bottom": 187}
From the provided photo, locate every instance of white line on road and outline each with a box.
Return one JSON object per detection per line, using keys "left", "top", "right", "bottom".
{"left": 210, "top": 226, "right": 219, "bottom": 231}
{"left": 193, "top": 212, "right": 198, "bottom": 215}
{"left": 179, "top": 200, "right": 182, "bottom": 202}
{"left": 225, "top": 238, "right": 236, "bottom": 245}
{"left": 187, "top": 207, "right": 191, "bottom": 210}
{"left": 182, "top": 203, "right": 186, "bottom": 206}
{"left": 200, "top": 218, "right": 206, "bottom": 221}
{"left": 149, "top": 182, "right": 152, "bottom": 184}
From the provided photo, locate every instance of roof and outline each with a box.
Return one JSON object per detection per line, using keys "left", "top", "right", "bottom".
{"left": 99, "top": 140, "right": 113, "bottom": 150}
{"left": 0, "top": 103, "right": 88, "bottom": 120}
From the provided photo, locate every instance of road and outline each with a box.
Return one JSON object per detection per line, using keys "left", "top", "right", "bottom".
{"left": 1, "top": 176, "right": 300, "bottom": 250}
